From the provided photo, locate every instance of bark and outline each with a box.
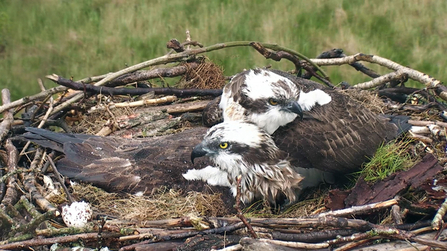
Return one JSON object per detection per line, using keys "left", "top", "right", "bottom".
{"left": 344, "top": 154, "right": 443, "bottom": 207}
{"left": 47, "top": 74, "right": 222, "bottom": 97}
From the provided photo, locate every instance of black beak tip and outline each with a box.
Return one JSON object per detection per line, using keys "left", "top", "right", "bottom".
{"left": 287, "top": 101, "right": 304, "bottom": 120}
{"left": 191, "top": 144, "right": 207, "bottom": 165}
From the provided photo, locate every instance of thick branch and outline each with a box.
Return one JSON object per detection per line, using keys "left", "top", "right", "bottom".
{"left": 250, "top": 42, "right": 302, "bottom": 73}
{"left": 0, "top": 232, "right": 122, "bottom": 250}
{"left": 316, "top": 48, "right": 381, "bottom": 78}
{"left": 107, "top": 62, "right": 200, "bottom": 87}
{"left": 318, "top": 198, "right": 398, "bottom": 218}
{"left": 0, "top": 89, "right": 14, "bottom": 142}
{"left": 311, "top": 53, "right": 447, "bottom": 100}
{"left": 46, "top": 75, "right": 222, "bottom": 97}
{"left": 1, "top": 139, "right": 19, "bottom": 208}
{"left": 49, "top": 41, "right": 316, "bottom": 116}
{"left": 0, "top": 86, "right": 67, "bottom": 115}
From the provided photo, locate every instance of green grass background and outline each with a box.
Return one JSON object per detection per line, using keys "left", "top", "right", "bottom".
{"left": 1, "top": 0, "right": 446, "bottom": 100}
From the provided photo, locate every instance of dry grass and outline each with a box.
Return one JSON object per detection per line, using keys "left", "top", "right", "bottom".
{"left": 342, "top": 89, "right": 388, "bottom": 114}
{"left": 71, "top": 183, "right": 228, "bottom": 221}
{"left": 180, "top": 59, "right": 227, "bottom": 89}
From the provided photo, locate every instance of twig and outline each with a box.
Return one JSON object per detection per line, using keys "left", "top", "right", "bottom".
{"left": 36, "top": 79, "right": 54, "bottom": 128}
{"left": 2, "top": 139, "right": 20, "bottom": 207}
{"left": 240, "top": 237, "right": 330, "bottom": 249}
{"left": 250, "top": 42, "right": 302, "bottom": 75}
{"left": 409, "top": 119, "right": 447, "bottom": 128}
{"left": 19, "top": 81, "right": 56, "bottom": 156}
{"left": 118, "top": 222, "right": 245, "bottom": 251}
{"left": 112, "top": 96, "right": 177, "bottom": 108}
{"left": 20, "top": 148, "right": 59, "bottom": 213}
{"left": 46, "top": 74, "right": 223, "bottom": 97}
{"left": 311, "top": 53, "right": 447, "bottom": 100}
{"left": 165, "top": 100, "right": 209, "bottom": 114}
{"left": 185, "top": 30, "right": 191, "bottom": 50}
{"left": 0, "top": 86, "right": 66, "bottom": 115}
{"left": 107, "top": 62, "right": 200, "bottom": 87}
{"left": 0, "top": 89, "right": 14, "bottom": 143}
{"left": 9, "top": 209, "right": 58, "bottom": 238}
{"left": 432, "top": 196, "right": 447, "bottom": 230}
{"left": 334, "top": 239, "right": 373, "bottom": 251}
{"left": 49, "top": 41, "right": 317, "bottom": 116}
{"left": 357, "top": 69, "right": 408, "bottom": 90}
{"left": 46, "top": 154, "right": 74, "bottom": 204}
{"left": 0, "top": 207, "right": 14, "bottom": 230}
{"left": 391, "top": 204, "right": 403, "bottom": 225}
{"left": 212, "top": 244, "right": 242, "bottom": 251}
{"left": 235, "top": 175, "right": 257, "bottom": 238}
{"left": 270, "top": 229, "right": 357, "bottom": 242}
{"left": 395, "top": 231, "right": 447, "bottom": 250}
{"left": 166, "top": 38, "right": 203, "bottom": 53}
{"left": 0, "top": 169, "right": 31, "bottom": 184}
{"left": 159, "top": 221, "right": 245, "bottom": 241}
{"left": 316, "top": 48, "right": 381, "bottom": 79}
{"left": 317, "top": 198, "right": 398, "bottom": 218}
{"left": 0, "top": 232, "right": 122, "bottom": 250}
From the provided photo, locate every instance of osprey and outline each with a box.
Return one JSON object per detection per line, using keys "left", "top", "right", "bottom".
{"left": 204, "top": 68, "right": 409, "bottom": 174}
{"left": 187, "top": 120, "right": 317, "bottom": 204}
{"left": 219, "top": 68, "right": 332, "bottom": 134}
{"left": 19, "top": 127, "right": 235, "bottom": 202}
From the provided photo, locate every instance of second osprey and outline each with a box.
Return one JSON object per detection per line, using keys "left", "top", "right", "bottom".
{"left": 206, "top": 68, "right": 409, "bottom": 174}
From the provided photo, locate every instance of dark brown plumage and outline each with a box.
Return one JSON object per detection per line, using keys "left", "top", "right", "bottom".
{"left": 272, "top": 88, "right": 400, "bottom": 173}
{"left": 204, "top": 69, "right": 410, "bottom": 174}
{"left": 21, "top": 127, "right": 233, "bottom": 199}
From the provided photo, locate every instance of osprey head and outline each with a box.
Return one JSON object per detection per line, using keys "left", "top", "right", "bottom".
{"left": 219, "top": 69, "right": 332, "bottom": 134}
{"left": 191, "top": 121, "right": 303, "bottom": 204}
{"left": 191, "top": 121, "right": 280, "bottom": 169}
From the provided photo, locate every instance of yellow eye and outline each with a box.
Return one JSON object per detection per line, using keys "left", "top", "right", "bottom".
{"left": 219, "top": 142, "right": 229, "bottom": 149}
{"left": 269, "top": 98, "right": 278, "bottom": 106}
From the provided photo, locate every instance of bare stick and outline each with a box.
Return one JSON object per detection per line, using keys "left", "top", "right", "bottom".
{"left": 408, "top": 119, "right": 447, "bottom": 128}
{"left": 20, "top": 148, "right": 59, "bottom": 213}
{"left": 0, "top": 89, "right": 13, "bottom": 143}
{"left": 185, "top": 30, "right": 191, "bottom": 50}
{"left": 334, "top": 239, "right": 373, "bottom": 251}
{"left": 318, "top": 198, "right": 398, "bottom": 218}
{"left": 2, "top": 139, "right": 19, "bottom": 207}
{"left": 212, "top": 244, "right": 242, "bottom": 251}
{"left": 112, "top": 96, "right": 177, "bottom": 108}
{"left": 19, "top": 81, "right": 56, "bottom": 156}
{"left": 46, "top": 154, "right": 74, "bottom": 204}
{"left": 36, "top": 79, "right": 55, "bottom": 128}
{"left": 391, "top": 204, "right": 404, "bottom": 225}
{"left": 0, "top": 232, "right": 122, "bottom": 250}
{"left": 432, "top": 196, "right": 447, "bottom": 230}
{"left": 235, "top": 175, "right": 258, "bottom": 239}
{"left": 0, "top": 86, "right": 66, "bottom": 115}
{"left": 311, "top": 53, "right": 447, "bottom": 100}
{"left": 49, "top": 41, "right": 315, "bottom": 116}
{"left": 46, "top": 74, "right": 222, "bottom": 97}
{"left": 240, "top": 237, "right": 329, "bottom": 249}
{"left": 106, "top": 62, "right": 200, "bottom": 87}
{"left": 355, "top": 69, "right": 408, "bottom": 89}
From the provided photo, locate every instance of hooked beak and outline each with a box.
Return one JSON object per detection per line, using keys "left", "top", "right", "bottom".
{"left": 285, "top": 101, "right": 303, "bottom": 120}
{"left": 191, "top": 143, "right": 208, "bottom": 164}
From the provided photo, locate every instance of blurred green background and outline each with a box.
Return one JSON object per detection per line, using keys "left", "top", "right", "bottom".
{"left": 1, "top": 0, "right": 445, "bottom": 101}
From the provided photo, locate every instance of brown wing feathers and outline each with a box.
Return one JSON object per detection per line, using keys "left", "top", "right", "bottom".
{"left": 273, "top": 88, "right": 399, "bottom": 173}
{"left": 23, "top": 127, "right": 231, "bottom": 196}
